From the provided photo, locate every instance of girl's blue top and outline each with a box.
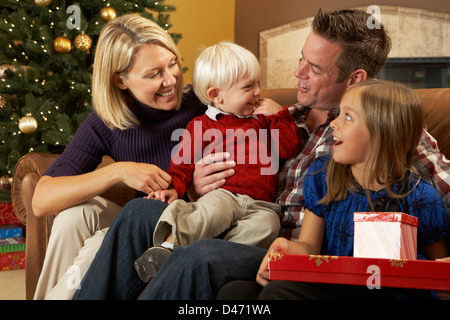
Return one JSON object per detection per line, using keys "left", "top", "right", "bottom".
{"left": 302, "top": 155, "right": 450, "bottom": 260}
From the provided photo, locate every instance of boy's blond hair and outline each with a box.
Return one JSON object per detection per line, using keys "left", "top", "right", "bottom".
{"left": 92, "top": 14, "right": 184, "bottom": 130}
{"left": 192, "top": 41, "right": 260, "bottom": 106}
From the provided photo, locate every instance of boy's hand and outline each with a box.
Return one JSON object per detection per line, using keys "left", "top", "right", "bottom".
{"left": 252, "top": 98, "right": 283, "bottom": 116}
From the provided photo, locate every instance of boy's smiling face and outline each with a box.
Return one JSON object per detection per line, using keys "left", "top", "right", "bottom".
{"left": 211, "top": 75, "right": 261, "bottom": 116}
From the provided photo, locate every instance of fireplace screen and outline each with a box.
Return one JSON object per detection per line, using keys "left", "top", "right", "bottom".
{"left": 378, "top": 57, "right": 450, "bottom": 89}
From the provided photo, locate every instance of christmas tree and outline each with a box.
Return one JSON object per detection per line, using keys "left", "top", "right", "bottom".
{"left": 0, "top": 0, "right": 181, "bottom": 200}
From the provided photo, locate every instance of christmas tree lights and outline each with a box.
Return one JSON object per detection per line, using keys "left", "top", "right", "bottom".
{"left": 0, "top": 0, "right": 181, "bottom": 199}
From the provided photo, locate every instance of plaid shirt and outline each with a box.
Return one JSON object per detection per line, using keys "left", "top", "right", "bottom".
{"left": 276, "top": 104, "right": 338, "bottom": 241}
{"left": 277, "top": 104, "right": 450, "bottom": 241}
{"left": 412, "top": 128, "right": 450, "bottom": 211}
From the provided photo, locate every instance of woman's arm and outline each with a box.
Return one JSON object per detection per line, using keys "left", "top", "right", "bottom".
{"left": 256, "top": 209, "right": 325, "bottom": 286}
{"left": 32, "top": 161, "right": 171, "bottom": 217}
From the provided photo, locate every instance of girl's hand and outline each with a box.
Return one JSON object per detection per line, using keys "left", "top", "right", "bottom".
{"left": 256, "top": 237, "right": 290, "bottom": 287}
{"left": 119, "top": 162, "right": 172, "bottom": 195}
{"left": 147, "top": 188, "right": 178, "bottom": 203}
{"left": 252, "top": 98, "right": 283, "bottom": 116}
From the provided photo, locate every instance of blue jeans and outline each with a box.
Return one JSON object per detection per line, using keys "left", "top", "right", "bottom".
{"left": 73, "top": 198, "right": 266, "bottom": 300}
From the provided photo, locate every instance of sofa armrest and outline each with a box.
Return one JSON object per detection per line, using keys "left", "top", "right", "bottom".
{"left": 11, "top": 152, "right": 135, "bottom": 300}
{"left": 11, "top": 153, "right": 59, "bottom": 225}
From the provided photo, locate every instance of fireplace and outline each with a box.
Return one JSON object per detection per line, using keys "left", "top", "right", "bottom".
{"left": 259, "top": 6, "right": 450, "bottom": 90}
{"left": 379, "top": 57, "right": 450, "bottom": 89}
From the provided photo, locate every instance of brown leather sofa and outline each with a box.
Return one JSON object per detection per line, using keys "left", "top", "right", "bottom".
{"left": 11, "top": 87, "right": 450, "bottom": 299}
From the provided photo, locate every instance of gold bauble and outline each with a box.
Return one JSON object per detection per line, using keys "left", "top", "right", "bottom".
{"left": 18, "top": 116, "right": 38, "bottom": 134}
{"left": 34, "top": 0, "right": 52, "bottom": 6}
{"left": 0, "top": 174, "right": 12, "bottom": 191}
{"left": 0, "top": 94, "right": 6, "bottom": 110}
{"left": 100, "top": 7, "right": 117, "bottom": 22}
{"left": 54, "top": 36, "right": 72, "bottom": 53}
{"left": 74, "top": 33, "right": 92, "bottom": 52}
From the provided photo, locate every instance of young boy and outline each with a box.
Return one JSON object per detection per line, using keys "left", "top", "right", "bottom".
{"left": 134, "top": 41, "right": 302, "bottom": 283}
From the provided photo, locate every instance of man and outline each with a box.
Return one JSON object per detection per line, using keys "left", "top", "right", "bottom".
{"left": 74, "top": 8, "right": 450, "bottom": 300}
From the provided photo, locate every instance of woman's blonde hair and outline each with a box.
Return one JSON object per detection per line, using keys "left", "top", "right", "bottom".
{"left": 320, "top": 79, "right": 424, "bottom": 206}
{"left": 92, "top": 14, "right": 184, "bottom": 129}
{"left": 192, "top": 41, "right": 260, "bottom": 105}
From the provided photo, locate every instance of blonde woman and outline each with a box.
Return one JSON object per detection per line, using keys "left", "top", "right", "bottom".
{"left": 31, "top": 14, "right": 209, "bottom": 299}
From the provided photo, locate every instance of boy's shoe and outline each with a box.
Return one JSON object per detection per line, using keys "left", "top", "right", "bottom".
{"left": 134, "top": 246, "right": 172, "bottom": 283}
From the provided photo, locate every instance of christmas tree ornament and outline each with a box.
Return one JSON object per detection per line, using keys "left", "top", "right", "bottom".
{"left": 100, "top": 6, "right": 117, "bottom": 22}
{"left": 74, "top": 33, "right": 92, "bottom": 51}
{"left": 0, "top": 94, "right": 6, "bottom": 110}
{"left": 0, "top": 175, "right": 12, "bottom": 191}
{"left": 54, "top": 36, "right": 72, "bottom": 53}
{"left": 34, "top": 0, "right": 52, "bottom": 6}
{"left": 18, "top": 115, "right": 38, "bottom": 134}
{"left": 0, "top": 65, "right": 17, "bottom": 78}
{"left": 0, "top": 0, "right": 182, "bottom": 189}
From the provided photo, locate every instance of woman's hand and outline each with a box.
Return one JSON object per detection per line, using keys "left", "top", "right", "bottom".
{"left": 118, "top": 162, "right": 172, "bottom": 195}
{"left": 256, "top": 237, "right": 290, "bottom": 287}
{"left": 32, "top": 161, "right": 171, "bottom": 217}
{"left": 188, "top": 152, "right": 235, "bottom": 201}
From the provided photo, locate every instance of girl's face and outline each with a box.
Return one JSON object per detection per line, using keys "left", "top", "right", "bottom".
{"left": 213, "top": 75, "right": 261, "bottom": 116}
{"left": 114, "top": 43, "right": 181, "bottom": 110}
{"left": 330, "top": 89, "right": 371, "bottom": 172}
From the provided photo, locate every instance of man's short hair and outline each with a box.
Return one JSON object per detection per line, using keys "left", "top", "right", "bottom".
{"left": 312, "top": 8, "right": 392, "bottom": 81}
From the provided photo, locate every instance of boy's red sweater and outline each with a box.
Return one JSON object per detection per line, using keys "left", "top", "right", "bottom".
{"left": 168, "top": 107, "right": 302, "bottom": 202}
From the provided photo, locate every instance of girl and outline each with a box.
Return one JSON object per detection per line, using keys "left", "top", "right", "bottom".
{"left": 218, "top": 79, "right": 450, "bottom": 299}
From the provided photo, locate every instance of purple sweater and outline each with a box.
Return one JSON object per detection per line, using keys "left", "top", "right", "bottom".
{"left": 44, "top": 87, "right": 206, "bottom": 197}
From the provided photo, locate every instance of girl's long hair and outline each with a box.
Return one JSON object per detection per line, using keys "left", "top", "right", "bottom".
{"left": 320, "top": 79, "right": 424, "bottom": 207}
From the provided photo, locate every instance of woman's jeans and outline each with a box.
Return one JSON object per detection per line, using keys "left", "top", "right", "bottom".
{"left": 73, "top": 198, "right": 266, "bottom": 300}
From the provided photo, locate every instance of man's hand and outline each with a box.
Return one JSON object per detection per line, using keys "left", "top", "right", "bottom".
{"left": 189, "top": 152, "right": 236, "bottom": 200}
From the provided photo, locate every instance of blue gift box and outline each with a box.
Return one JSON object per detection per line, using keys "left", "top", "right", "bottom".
{"left": 0, "top": 225, "right": 22, "bottom": 239}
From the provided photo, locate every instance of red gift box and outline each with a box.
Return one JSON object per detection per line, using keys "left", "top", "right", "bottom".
{"left": 0, "top": 251, "right": 25, "bottom": 271}
{"left": 0, "top": 202, "right": 23, "bottom": 226}
{"left": 268, "top": 254, "right": 450, "bottom": 291}
{"left": 354, "top": 212, "right": 418, "bottom": 260}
